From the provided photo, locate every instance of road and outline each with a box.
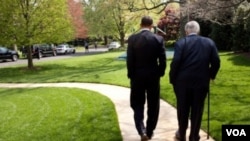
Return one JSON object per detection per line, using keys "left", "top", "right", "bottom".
{"left": 0, "top": 48, "right": 108, "bottom": 68}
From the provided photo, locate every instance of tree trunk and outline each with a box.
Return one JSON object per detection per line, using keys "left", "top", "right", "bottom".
{"left": 27, "top": 45, "right": 34, "bottom": 69}
{"left": 179, "top": 0, "right": 188, "bottom": 38}
{"left": 120, "top": 31, "right": 125, "bottom": 47}
{"left": 13, "top": 44, "right": 18, "bottom": 51}
{"left": 104, "top": 36, "right": 108, "bottom": 46}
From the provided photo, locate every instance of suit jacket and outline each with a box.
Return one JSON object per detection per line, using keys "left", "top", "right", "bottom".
{"left": 126, "top": 30, "right": 166, "bottom": 79}
{"left": 169, "top": 34, "right": 220, "bottom": 88}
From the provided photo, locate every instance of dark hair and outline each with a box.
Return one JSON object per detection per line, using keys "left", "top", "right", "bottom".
{"left": 141, "top": 16, "right": 153, "bottom": 26}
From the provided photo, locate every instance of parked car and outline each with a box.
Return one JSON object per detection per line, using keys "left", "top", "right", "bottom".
{"left": 34, "top": 44, "right": 57, "bottom": 58}
{"left": 22, "top": 44, "right": 56, "bottom": 59}
{"left": 0, "top": 46, "right": 19, "bottom": 62}
{"left": 108, "top": 42, "right": 121, "bottom": 50}
{"left": 56, "top": 44, "right": 75, "bottom": 55}
{"left": 68, "top": 45, "right": 76, "bottom": 54}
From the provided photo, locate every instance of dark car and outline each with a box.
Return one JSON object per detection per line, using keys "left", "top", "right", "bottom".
{"left": 0, "top": 46, "right": 19, "bottom": 62}
{"left": 23, "top": 44, "right": 57, "bottom": 59}
{"left": 33, "top": 44, "right": 57, "bottom": 58}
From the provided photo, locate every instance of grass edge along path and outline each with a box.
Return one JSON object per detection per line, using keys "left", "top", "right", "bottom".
{"left": 0, "top": 82, "right": 215, "bottom": 141}
{"left": 0, "top": 87, "right": 122, "bottom": 141}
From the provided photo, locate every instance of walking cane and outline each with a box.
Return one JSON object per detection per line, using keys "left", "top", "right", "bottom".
{"left": 207, "top": 87, "right": 210, "bottom": 140}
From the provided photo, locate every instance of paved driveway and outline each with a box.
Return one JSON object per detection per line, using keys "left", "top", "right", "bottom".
{"left": 0, "top": 48, "right": 108, "bottom": 68}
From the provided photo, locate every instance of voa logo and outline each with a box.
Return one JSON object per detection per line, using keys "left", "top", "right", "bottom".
{"left": 226, "top": 129, "right": 246, "bottom": 136}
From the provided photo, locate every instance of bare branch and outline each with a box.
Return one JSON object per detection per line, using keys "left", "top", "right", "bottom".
{"left": 125, "top": 0, "right": 180, "bottom": 14}
{"left": 180, "top": 0, "right": 248, "bottom": 25}
{"left": 123, "top": 0, "right": 248, "bottom": 25}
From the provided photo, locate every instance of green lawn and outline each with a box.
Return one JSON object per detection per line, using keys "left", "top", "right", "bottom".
{"left": 0, "top": 51, "right": 250, "bottom": 141}
{"left": 0, "top": 87, "right": 121, "bottom": 141}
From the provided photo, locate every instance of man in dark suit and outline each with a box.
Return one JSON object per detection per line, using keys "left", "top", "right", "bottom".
{"left": 169, "top": 21, "right": 220, "bottom": 141}
{"left": 126, "top": 16, "right": 166, "bottom": 141}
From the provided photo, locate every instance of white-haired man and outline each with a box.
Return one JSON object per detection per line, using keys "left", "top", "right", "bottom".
{"left": 169, "top": 21, "right": 220, "bottom": 141}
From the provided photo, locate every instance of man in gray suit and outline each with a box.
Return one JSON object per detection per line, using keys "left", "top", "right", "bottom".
{"left": 126, "top": 16, "right": 166, "bottom": 141}
{"left": 169, "top": 21, "right": 220, "bottom": 141}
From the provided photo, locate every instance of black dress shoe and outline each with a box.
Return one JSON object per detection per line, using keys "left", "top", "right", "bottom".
{"left": 147, "top": 132, "right": 154, "bottom": 140}
{"left": 189, "top": 135, "right": 200, "bottom": 141}
{"left": 175, "top": 130, "right": 186, "bottom": 141}
{"left": 140, "top": 133, "right": 149, "bottom": 141}
{"left": 175, "top": 131, "right": 180, "bottom": 140}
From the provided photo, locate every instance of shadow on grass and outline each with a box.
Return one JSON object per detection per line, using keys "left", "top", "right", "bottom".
{"left": 0, "top": 88, "right": 29, "bottom": 97}
{"left": 223, "top": 52, "right": 250, "bottom": 66}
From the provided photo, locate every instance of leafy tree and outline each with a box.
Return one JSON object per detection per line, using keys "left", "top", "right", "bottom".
{"left": 68, "top": 0, "right": 87, "bottom": 39}
{"left": 157, "top": 3, "right": 180, "bottom": 41}
{"left": 125, "top": 0, "right": 248, "bottom": 24}
{"left": 125, "top": 0, "right": 179, "bottom": 14}
{"left": 125, "top": 0, "right": 249, "bottom": 35}
{"left": 83, "top": 0, "right": 250, "bottom": 51}
{"left": 0, "top": 0, "right": 74, "bottom": 69}
{"left": 83, "top": 0, "right": 117, "bottom": 45}
{"left": 209, "top": 23, "right": 233, "bottom": 51}
{"left": 83, "top": 0, "right": 159, "bottom": 47}
{"left": 232, "top": 1, "right": 250, "bottom": 52}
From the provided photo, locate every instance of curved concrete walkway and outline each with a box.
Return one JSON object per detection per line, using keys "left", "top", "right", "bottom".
{"left": 0, "top": 83, "right": 215, "bottom": 141}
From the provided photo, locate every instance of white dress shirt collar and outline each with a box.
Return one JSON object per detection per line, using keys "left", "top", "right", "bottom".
{"left": 140, "top": 28, "right": 151, "bottom": 32}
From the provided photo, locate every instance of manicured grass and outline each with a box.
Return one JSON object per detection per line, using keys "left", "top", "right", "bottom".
{"left": 201, "top": 52, "right": 250, "bottom": 140}
{"left": 0, "top": 52, "right": 127, "bottom": 85}
{"left": 0, "top": 87, "right": 122, "bottom": 141}
{"left": 0, "top": 51, "right": 250, "bottom": 141}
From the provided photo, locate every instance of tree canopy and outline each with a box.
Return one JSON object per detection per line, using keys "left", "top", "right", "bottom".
{"left": 83, "top": 0, "right": 250, "bottom": 52}
{"left": 0, "top": 0, "right": 74, "bottom": 47}
{"left": 0, "top": 0, "right": 74, "bottom": 68}
{"left": 68, "top": 0, "right": 87, "bottom": 39}
{"left": 83, "top": 0, "right": 162, "bottom": 46}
